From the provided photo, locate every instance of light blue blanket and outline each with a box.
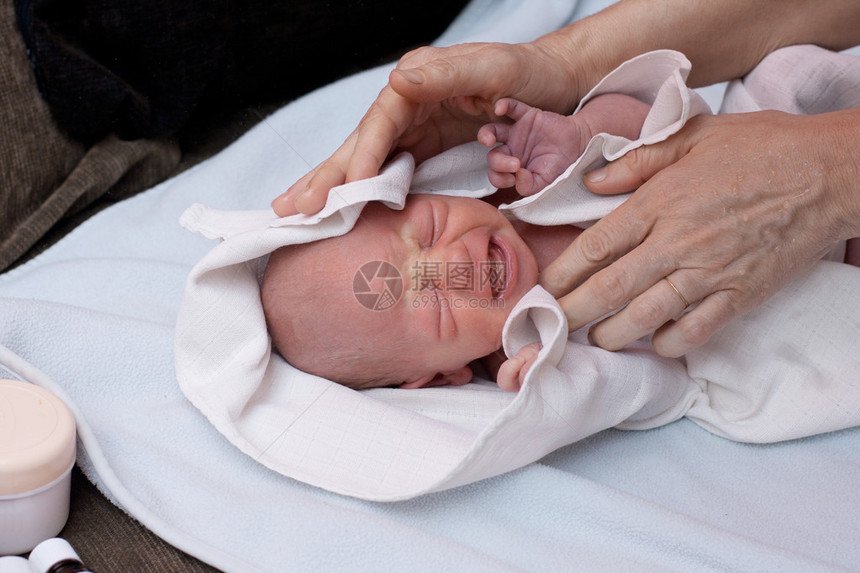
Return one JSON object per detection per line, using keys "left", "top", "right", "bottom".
{"left": 1, "top": 1, "right": 858, "bottom": 571}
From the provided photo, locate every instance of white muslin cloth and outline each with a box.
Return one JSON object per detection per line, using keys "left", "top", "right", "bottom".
{"left": 176, "top": 50, "right": 701, "bottom": 500}
{"left": 175, "top": 46, "right": 860, "bottom": 502}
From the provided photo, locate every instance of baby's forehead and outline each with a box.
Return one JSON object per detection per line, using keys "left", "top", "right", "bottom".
{"left": 363, "top": 199, "right": 416, "bottom": 221}
{"left": 350, "top": 200, "right": 422, "bottom": 237}
{"left": 361, "top": 194, "right": 469, "bottom": 223}
{"left": 361, "top": 207, "right": 401, "bottom": 227}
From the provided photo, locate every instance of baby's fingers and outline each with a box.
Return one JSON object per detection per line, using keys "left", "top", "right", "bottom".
{"left": 496, "top": 356, "right": 525, "bottom": 392}
{"left": 496, "top": 342, "right": 541, "bottom": 391}
{"left": 477, "top": 123, "right": 501, "bottom": 148}
{"left": 479, "top": 121, "right": 516, "bottom": 148}
{"left": 487, "top": 145, "right": 519, "bottom": 172}
{"left": 486, "top": 145, "right": 519, "bottom": 189}
{"left": 495, "top": 98, "right": 532, "bottom": 122}
{"left": 514, "top": 168, "right": 539, "bottom": 196}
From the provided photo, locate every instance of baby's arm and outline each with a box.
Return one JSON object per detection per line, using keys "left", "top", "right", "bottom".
{"left": 478, "top": 93, "right": 650, "bottom": 196}
{"left": 495, "top": 342, "right": 542, "bottom": 392}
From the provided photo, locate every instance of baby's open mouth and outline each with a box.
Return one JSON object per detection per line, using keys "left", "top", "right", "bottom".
{"left": 488, "top": 238, "right": 509, "bottom": 298}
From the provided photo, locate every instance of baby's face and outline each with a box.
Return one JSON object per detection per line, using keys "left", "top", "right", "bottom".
{"left": 305, "top": 193, "right": 539, "bottom": 388}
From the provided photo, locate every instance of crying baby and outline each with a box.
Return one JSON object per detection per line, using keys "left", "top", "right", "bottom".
{"left": 260, "top": 192, "right": 582, "bottom": 391}
{"left": 261, "top": 92, "right": 656, "bottom": 391}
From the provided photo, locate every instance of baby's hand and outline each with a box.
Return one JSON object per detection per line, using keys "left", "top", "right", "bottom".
{"left": 495, "top": 342, "right": 542, "bottom": 392}
{"left": 478, "top": 98, "right": 590, "bottom": 197}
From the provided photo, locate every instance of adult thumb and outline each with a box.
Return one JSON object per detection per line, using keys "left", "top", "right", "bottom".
{"left": 389, "top": 44, "right": 516, "bottom": 104}
{"left": 584, "top": 136, "right": 690, "bottom": 195}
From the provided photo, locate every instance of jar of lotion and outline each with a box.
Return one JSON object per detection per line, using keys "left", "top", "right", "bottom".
{"left": 0, "top": 379, "right": 76, "bottom": 555}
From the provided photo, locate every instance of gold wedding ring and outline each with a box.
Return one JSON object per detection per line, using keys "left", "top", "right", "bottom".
{"left": 664, "top": 277, "right": 690, "bottom": 308}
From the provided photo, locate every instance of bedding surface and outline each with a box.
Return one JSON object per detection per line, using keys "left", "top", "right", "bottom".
{"left": 1, "top": 1, "right": 859, "bottom": 571}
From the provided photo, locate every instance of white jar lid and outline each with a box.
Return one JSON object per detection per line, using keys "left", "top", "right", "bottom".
{"left": 0, "top": 556, "right": 35, "bottom": 573}
{"left": 0, "top": 379, "right": 76, "bottom": 496}
{"left": 29, "top": 538, "right": 86, "bottom": 573}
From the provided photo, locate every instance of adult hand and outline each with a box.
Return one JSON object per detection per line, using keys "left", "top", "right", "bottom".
{"left": 271, "top": 0, "right": 860, "bottom": 217}
{"left": 272, "top": 41, "right": 583, "bottom": 216}
{"left": 539, "top": 108, "right": 860, "bottom": 357}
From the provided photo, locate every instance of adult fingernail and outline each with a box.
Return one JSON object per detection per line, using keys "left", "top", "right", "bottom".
{"left": 272, "top": 193, "right": 290, "bottom": 209}
{"left": 272, "top": 189, "right": 295, "bottom": 213}
{"left": 397, "top": 69, "right": 424, "bottom": 84}
{"left": 293, "top": 186, "right": 312, "bottom": 212}
{"left": 585, "top": 167, "right": 607, "bottom": 183}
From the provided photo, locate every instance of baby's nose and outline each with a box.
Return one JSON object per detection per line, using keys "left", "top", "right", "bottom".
{"left": 438, "top": 241, "right": 477, "bottom": 292}
{"left": 409, "top": 241, "right": 475, "bottom": 293}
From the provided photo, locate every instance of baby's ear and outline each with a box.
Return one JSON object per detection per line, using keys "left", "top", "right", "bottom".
{"left": 399, "top": 366, "right": 473, "bottom": 389}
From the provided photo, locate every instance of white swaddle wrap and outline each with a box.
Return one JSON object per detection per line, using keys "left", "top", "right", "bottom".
{"left": 175, "top": 49, "right": 860, "bottom": 501}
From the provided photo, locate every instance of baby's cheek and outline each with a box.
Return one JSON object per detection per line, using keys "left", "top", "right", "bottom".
{"left": 450, "top": 305, "right": 500, "bottom": 355}
{"left": 483, "top": 308, "right": 510, "bottom": 352}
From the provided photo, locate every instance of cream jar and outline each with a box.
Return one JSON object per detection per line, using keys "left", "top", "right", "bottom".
{"left": 0, "top": 379, "right": 76, "bottom": 555}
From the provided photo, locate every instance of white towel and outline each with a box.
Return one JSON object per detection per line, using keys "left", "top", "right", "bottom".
{"left": 175, "top": 47, "right": 860, "bottom": 502}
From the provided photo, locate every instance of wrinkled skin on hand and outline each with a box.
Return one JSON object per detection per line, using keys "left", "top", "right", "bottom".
{"left": 273, "top": 41, "right": 582, "bottom": 216}
{"left": 540, "top": 109, "right": 860, "bottom": 357}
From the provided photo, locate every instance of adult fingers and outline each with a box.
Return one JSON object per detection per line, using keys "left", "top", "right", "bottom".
{"left": 547, "top": 110, "right": 860, "bottom": 356}
{"left": 539, "top": 198, "right": 655, "bottom": 303}
{"left": 272, "top": 83, "right": 420, "bottom": 216}
{"left": 391, "top": 42, "right": 578, "bottom": 115}
{"left": 346, "top": 85, "right": 422, "bottom": 185}
{"left": 540, "top": 120, "right": 706, "bottom": 295}
{"left": 272, "top": 134, "right": 358, "bottom": 216}
{"left": 650, "top": 290, "right": 740, "bottom": 357}
{"left": 272, "top": 169, "right": 314, "bottom": 216}
{"left": 583, "top": 117, "right": 702, "bottom": 196}
{"left": 586, "top": 272, "right": 705, "bottom": 353}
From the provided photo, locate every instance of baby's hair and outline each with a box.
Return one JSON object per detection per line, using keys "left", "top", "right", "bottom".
{"left": 261, "top": 243, "right": 407, "bottom": 390}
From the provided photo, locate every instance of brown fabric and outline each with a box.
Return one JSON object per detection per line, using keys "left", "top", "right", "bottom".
{"left": 0, "top": 0, "right": 179, "bottom": 271}
{"left": 1, "top": 7, "right": 203, "bottom": 563}
{"left": 58, "top": 468, "right": 219, "bottom": 572}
